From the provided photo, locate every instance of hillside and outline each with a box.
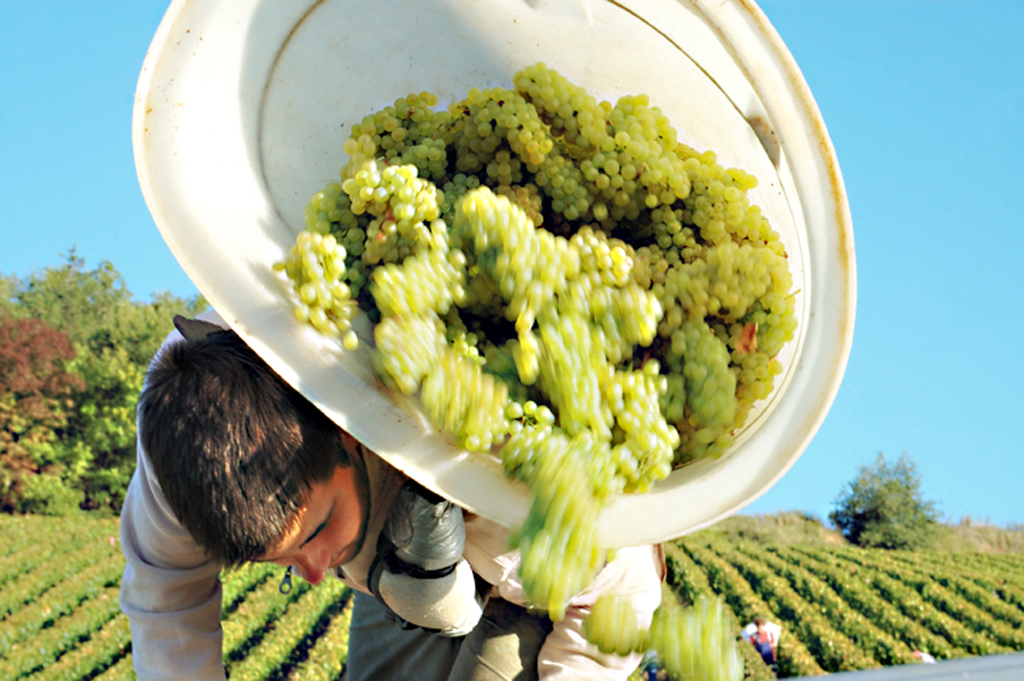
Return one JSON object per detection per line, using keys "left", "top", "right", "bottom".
{"left": 0, "top": 513, "right": 1021, "bottom": 680}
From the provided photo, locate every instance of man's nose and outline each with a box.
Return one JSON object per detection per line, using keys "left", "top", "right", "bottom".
{"left": 294, "top": 550, "right": 330, "bottom": 585}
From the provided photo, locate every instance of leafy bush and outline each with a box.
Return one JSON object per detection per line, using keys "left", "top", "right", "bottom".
{"left": 0, "top": 315, "right": 84, "bottom": 513}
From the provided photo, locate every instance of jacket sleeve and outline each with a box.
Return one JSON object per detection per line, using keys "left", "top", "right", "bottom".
{"left": 119, "top": 319, "right": 228, "bottom": 681}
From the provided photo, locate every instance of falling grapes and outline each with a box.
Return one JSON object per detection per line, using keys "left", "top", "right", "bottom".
{"left": 585, "top": 594, "right": 743, "bottom": 681}
{"left": 276, "top": 63, "right": 798, "bottom": 674}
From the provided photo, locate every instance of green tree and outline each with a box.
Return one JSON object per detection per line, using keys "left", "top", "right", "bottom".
{"left": 2, "top": 251, "right": 205, "bottom": 514}
{"left": 829, "top": 451, "right": 939, "bottom": 550}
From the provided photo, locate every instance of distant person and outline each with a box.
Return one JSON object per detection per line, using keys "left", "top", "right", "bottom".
{"left": 912, "top": 650, "right": 937, "bottom": 664}
{"left": 741, "top": 615, "right": 780, "bottom": 674}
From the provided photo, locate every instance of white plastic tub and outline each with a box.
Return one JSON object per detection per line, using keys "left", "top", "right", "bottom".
{"left": 133, "top": 0, "right": 855, "bottom": 547}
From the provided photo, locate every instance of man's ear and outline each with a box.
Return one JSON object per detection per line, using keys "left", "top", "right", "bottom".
{"left": 173, "top": 314, "right": 226, "bottom": 341}
{"left": 339, "top": 431, "right": 364, "bottom": 466}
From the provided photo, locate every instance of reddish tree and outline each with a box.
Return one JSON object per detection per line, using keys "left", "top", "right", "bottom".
{"left": 0, "top": 314, "right": 84, "bottom": 511}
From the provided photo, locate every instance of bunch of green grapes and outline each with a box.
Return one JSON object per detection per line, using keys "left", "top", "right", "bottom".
{"left": 584, "top": 594, "right": 743, "bottom": 681}
{"left": 273, "top": 230, "right": 359, "bottom": 350}
{"left": 277, "top": 64, "right": 798, "bottom": 623}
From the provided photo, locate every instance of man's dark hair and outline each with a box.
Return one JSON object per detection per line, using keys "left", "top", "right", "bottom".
{"left": 138, "top": 326, "right": 348, "bottom": 567}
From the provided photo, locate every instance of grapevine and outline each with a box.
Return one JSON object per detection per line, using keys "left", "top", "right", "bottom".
{"left": 6, "top": 515, "right": 1024, "bottom": 679}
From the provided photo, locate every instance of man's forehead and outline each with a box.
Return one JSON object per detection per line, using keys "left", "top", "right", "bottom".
{"left": 261, "top": 502, "right": 313, "bottom": 560}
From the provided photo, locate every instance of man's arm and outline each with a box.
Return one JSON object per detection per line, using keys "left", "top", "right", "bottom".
{"left": 120, "top": 446, "right": 226, "bottom": 680}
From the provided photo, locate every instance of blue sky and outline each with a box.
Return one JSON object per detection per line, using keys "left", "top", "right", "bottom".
{"left": 2, "top": 1, "right": 1022, "bottom": 528}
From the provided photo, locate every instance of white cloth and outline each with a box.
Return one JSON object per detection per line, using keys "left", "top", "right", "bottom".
{"left": 119, "top": 310, "right": 663, "bottom": 680}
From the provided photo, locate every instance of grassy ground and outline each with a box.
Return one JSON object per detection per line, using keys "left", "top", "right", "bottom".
{"left": 697, "top": 511, "right": 1024, "bottom": 555}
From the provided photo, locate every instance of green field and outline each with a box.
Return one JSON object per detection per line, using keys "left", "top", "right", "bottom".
{"left": 1, "top": 514, "right": 1022, "bottom": 680}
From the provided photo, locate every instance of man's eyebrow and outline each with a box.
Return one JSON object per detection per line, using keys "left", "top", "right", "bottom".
{"left": 300, "top": 507, "right": 333, "bottom": 548}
